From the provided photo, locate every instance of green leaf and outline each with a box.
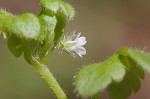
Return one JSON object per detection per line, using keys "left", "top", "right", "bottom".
{"left": 59, "top": 2, "right": 75, "bottom": 20}
{"left": 38, "top": 15, "right": 57, "bottom": 41}
{"left": 108, "top": 55, "right": 145, "bottom": 99}
{"left": 0, "top": 1, "right": 74, "bottom": 98}
{"left": 121, "top": 48, "right": 150, "bottom": 73}
{"left": 118, "top": 54, "right": 145, "bottom": 79}
{"left": 75, "top": 54, "right": 126, "bottom": 97}
{"left": 0, "top": 10, "right": 16, "bottom": 36}
{"left": 0, "top": 10, "right": 58, "bottom": 61}
{"left": 38, "top": 15, "right": 57, "bottom": 59}
{"left": 40, "top": 0, "right": 75, "bottom": 20}
{"left": 0, "top": 10, "right": 41, "bottom": 40}
{"left": 75, "top": 48, "right": 150, "bottom": 98}
{"left": 108, "top": 71, "right": 141, "bottom": 99}
{"left": 14, "top": 13, "right": 41, "bottom": 40}
{"left": 7, "top": 35, "right": 23, "bottom": 58}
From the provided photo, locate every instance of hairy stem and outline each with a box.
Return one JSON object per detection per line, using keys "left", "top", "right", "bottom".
{"left": 41, "top": 47, "right": 55, "bottom": 64}
{"left": 22, "top": 38, "right": 67, "bottom": 99}
{"left": 31, "top": 57, "right": 68, "bottom": 99}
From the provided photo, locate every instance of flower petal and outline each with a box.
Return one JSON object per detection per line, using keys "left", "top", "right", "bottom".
{"left": 75, "top": 46, "right": 86, "bottom": 57}
{"left": 67, "top": 45, "right": 77, "bottom": 52}
{"left": 75, "top": 36, "right": 86, "bottom": 46}
{"left": 60, "top": 32, "right": 86, "bottom": 57}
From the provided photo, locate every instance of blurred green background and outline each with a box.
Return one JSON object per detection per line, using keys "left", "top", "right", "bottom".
{"left": 1, "top": 0, "right": 150, "bottom": 99}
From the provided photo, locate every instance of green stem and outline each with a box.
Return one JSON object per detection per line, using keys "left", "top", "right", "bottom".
{"left": 22, "top": 38, "right": 67, "bottom": 99}
{"left": 31, "top": 57, "right": 68, "bottom": 99}
{"left": 41, "top": 47, "right": 55, "bottom": 64}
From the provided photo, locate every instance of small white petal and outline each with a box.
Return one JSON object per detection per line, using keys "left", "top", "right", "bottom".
{"left": 67, "top": 45, "right": 77, "bottom": 52}
{"left": 68, "top": 45, "right": 86, "bottom": 57}
{"left": 75, "top": 46, "right": 86, "bottom": 57}
{"left": 75, "top": 37, "right": 86, "bottom": 46}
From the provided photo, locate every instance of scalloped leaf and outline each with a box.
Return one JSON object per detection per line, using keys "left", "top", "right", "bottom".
{"left": 108, "top": 72, "right": 141, "bottom": 99}
{"left": 0, "top": 10, "right": 58, "bottom": 64}
{"left": 120, "top": 48, "right": 150, "bottom": 73}
{"left": 35, "top": 15, "right": 57, "bottom": 44}
{"left": 38, "top": 15, "right": 57, "bottom": 41}
{"left": 40, "top": 0, "right": 75, "bottom": 20}
{"left": 75, "top": 48, "right": 150, "bottom": 99}
{"left": 75, "top": 54, "right": 126, "bottom": 97}
{"left": 0, "top": 10, "right": 41, "bottom": 40}
{"left": 0, "top": 9, "right": 58, "bottom": 56}
{"left": 13, "top": 13, "right": 41, "bottom": 39}
{"left": 108, "top": 55, "right": 145, "bottom": 99}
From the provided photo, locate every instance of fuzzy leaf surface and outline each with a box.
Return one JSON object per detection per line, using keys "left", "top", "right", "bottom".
{"left": 40, "top": 0, "right": 75, "bottom": 20}
{"left": 76, "top": 54, "right": 126, "bottom": 97}
{"left": 76, "top": 48, "right": 150, "bottom": 99}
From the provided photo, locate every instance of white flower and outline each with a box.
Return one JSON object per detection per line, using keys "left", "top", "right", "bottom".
{"left": 60, "top": 32, "right": 86, "bottom": 57}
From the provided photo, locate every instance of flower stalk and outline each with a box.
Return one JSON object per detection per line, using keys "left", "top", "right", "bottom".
{"left": 22, "top": 38, "right": 67, "bottom": 99}
{"left": 31, "top": 57, "right": 68, "bottom": 99}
